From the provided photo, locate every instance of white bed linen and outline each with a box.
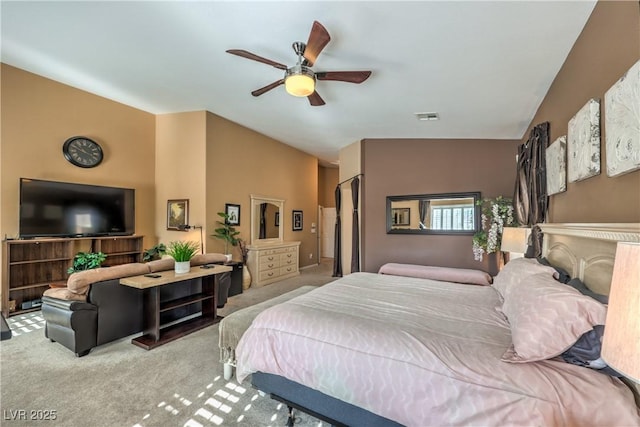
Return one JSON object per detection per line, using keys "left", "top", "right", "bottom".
{"left": 236, "top": 272, "right": 640, "bottom": 426}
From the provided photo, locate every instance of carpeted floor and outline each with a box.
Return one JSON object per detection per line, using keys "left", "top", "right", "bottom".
{"left": 0, "top": 259, "right": 337, "bottom": 427}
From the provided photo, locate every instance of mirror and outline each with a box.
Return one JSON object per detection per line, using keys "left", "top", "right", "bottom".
{"left": 386, "top": 192, "right": 480, "bottom": 235}
{"left": 250, "top": 195, "right": 284, "bottom": 244}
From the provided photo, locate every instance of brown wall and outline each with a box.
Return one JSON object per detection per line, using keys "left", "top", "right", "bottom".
{"left": 525, "top": 1, "right": 640, "bottom": 222}
{"left": 318, "top": 166, "right": 339, "bottom": 207}
{"left": 361, "top": 138, "right": 519, "bottom": 273}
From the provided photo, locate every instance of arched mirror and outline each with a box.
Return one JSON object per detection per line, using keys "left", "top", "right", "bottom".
{"left": 250, "top": 195, "right": 284, "bottom": 245}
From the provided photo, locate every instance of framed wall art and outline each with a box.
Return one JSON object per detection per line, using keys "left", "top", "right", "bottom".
{"left": 225, "top": 203, "right": 240, "bottom": 226}
{"left": 546, "top": 135, "right": 567, "bottom": 195}
{"left": 292, "top": 210, "right": 303, "bottom": 231}
{"left": 604, "top": 59, "right": 640, "bottom": 177}
{"left": 567, "top": 98, "right": 601, "bottom": 183}
{"left": 167, "top": 199, "right": 189, "bottom": 230}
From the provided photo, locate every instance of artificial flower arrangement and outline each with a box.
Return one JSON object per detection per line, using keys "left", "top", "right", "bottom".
{"left": 472, "top": 196, "right": 517, "bottom": 261}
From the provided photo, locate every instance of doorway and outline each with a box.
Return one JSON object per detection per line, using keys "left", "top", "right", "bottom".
{"left": 318, "top": 206, "right": 336, "bottom": 259}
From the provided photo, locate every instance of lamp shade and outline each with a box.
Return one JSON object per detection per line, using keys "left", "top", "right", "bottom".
{"left": 601, "top": 242, "right": 640, "bottom": 382}
{"left": 500, "top": 227, "right": 531, "bottom": 253}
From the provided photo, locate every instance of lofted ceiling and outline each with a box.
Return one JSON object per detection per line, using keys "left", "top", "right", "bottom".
{"left": 1, "top": 1, "right": 597, "bottom": 165}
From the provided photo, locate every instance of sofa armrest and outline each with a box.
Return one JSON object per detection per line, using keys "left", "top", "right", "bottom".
{"left": 42, "top": 296, "right": 97, "bottom": 312}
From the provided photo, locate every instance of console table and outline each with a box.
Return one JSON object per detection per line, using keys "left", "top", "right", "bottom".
{"left": 120, "top": 264, "right": 231, "bottom": 350}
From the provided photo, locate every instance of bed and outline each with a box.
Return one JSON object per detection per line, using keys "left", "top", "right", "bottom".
{"left": 235, "top": 223, "right": 640, "bottom": 426}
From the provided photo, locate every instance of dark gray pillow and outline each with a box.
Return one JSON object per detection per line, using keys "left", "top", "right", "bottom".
{"left": 561, "top": 325, "right": 621, "bottom": 377}
{"left": 567, "top": 277, "right": 608, "bottom": 305}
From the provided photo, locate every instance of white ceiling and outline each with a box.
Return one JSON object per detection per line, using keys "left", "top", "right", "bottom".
{"left": 1, "top": 1, "right": 597, "bottom": 165}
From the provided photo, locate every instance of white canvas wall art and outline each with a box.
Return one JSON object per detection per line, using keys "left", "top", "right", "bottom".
{"left": 567, "top": 98, "right": 601, "bottom": 183}
{"left": 604, "top": 59, "right": 640, "bottom": 177}
{"left": 546, "top": 135, "right": 567, "bottom": 195}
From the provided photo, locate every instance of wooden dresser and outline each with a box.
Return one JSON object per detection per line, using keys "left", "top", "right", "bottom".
{"left": 246, "top": 241, "right": 300, "bottom": 287}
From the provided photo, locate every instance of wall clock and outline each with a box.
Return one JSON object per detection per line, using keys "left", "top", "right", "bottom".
{"left": 62, "top": 136, "right": 103, "bottom": 168}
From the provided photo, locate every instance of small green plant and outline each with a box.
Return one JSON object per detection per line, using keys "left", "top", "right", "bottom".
{"left": 142, "top": 243, "right": 167, "bottom": 262}
{"left": 212, "top": 212, "right": 240, "bottom": 254}
{"left": 166, "top": 241, "right": 199, "bottom": 262}
{"left": 68, "top": 252, "right": 107, "bottom": 274}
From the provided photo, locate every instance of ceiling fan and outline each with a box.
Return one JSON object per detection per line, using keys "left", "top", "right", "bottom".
{"left": 226, "top": 21, "right": 372, "bottom": 106}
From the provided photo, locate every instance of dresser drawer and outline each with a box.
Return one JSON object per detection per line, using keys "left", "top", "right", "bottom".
{"left": 280, "top": 255, "right": 297, "bottom": 267}
{"left": 259, "top": 269, "right": 281, "bottom": 282}
{"left": 260, "top": 252, "right": 280, "bottom": 263}
{"left": 280, "top": 265, "right": 296, "bottom": 276}
{"left": 280, "top": 252, "right": 296, "bottom": 262}
{"left": 259, "top": 258, "right": 280, "bottom": 270}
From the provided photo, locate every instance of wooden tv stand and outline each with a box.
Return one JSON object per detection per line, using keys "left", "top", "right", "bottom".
{"left": 120, "top": 264, "right": 232, "bottom": 350}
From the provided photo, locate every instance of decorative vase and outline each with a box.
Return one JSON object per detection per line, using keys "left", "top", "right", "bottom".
{"left": 242, "top": 265, "right": 251, "bottom": 290}
{"left": 175, "top": 260, "right": 190, "bottom": 274}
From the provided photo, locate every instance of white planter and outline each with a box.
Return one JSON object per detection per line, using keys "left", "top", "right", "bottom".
{"left": 175, "top": 261, "right": 191, "bottom": 274}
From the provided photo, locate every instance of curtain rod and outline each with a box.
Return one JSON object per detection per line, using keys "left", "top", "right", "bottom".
{"left": 337, "top": 173, "right": 364, "bottom": 187}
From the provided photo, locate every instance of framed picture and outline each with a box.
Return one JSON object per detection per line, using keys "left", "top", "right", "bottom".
{"left": 292, "top": 210, "right": 303, "bottom": 231}
{"left": 167, "top": 199, "right": 189, "bottom": 230}
{"left": 567, "top": 98, "right": 601, "bottom": 183}
{"left": 546, "top": 135, "right": 567, "bottom": 195}
{"left": 275, "top": 211, "right": 280, "bottom": 227}
{"left": 604, "top": 59, "right": 640, "bottom": 177}
{"left": 391, "top": 207, "right": 410, "bottom": 226}
{"left": 225, "top": 203, "right": 240, "bottom": 226}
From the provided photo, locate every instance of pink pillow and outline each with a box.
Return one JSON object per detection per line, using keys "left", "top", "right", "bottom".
{"left": 492, "top": 257, "right": 558, "bottom": 301}
{"left": 501, "top": 271, "right": 607, "bottom": 363}
{"left": 378, "top": 263, "right": 492, "bottom": 286}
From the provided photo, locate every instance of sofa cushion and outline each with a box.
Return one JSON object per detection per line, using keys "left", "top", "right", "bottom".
{"left": 146, "top": 258, "right": 175, "bottom": 272}
{"left": 66, "top": 263, "right": 150, "bottom": 296}
{"left": 191, "top": 253, "right": 228, "bottom": 266}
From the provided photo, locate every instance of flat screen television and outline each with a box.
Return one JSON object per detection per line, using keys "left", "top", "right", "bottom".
{"left": 19, "top": 178, "right": 135, "bottom": 238}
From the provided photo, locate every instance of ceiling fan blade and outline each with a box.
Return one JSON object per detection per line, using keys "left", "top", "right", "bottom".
{"left": 316, "top": 71, "right": 372, "bottom": 84}
{"left": 251, "top": 79, "right": 285, "bottom": 97}
{"left": 226, "top": 49, "right": 288, "bottom": 70}
{"left": 303, "top": 21, "right": 331, "bottom": 67}
{"left": 307, "top": 91, "right": 325, "bottom": 106}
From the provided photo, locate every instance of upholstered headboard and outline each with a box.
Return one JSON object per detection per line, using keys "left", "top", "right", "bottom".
{"left": 538, "top": 223, "right": 640, "bottom": 295}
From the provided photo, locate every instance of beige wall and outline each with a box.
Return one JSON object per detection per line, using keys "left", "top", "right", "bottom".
{"left": 205, "top": 112, "right": 319, "bottom": 267}
{"left": 0, "top": 65, "right": 157, "bottom": 298}
{"left": 318, "top": 166, "right": 339, "bottom": 207}
{"left": 525, "top": 1, "right": 640, "bottom": 222}
{"left": 0, "top": 64, "right": 320, "bottom": 308}
{"left": 361, "top": 138, "right": 520, "bottom": 274}
{"left": 155, "top": 111, "right": 208, "bottom": 250}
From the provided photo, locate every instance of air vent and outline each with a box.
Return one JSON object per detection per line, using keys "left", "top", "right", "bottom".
{"left": 415, "top": 112, "right": 439, "bottom": 121}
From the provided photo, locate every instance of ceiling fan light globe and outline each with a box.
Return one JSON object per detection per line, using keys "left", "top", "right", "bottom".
{"left": 285, "top": 74, "right": 315, "bottom": 97}
{"left": 285, "top": 65, "right": 315, "bottom": 97}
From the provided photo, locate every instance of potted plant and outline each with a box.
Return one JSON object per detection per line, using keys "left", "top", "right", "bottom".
{"left": 68, "top": 252, "right": 107, "bottom": 274}
{"left": 142, "top": 243, "right": 167, "bottom": 262}
{"left": 472, "top": 196, "right": 518, "bottom": 272}
{"left": 166, "top": 240, "right": 199, "bottom": 273}
{"left": 212, "top": 211, "right": 240, "bottom": 262}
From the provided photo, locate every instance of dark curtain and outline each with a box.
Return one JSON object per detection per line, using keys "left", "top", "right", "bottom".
{"left": 332, "top": 185, "right": 342, "bottom": 277}
{"left": 259, "top": 203, "right": 267, "bottom": 239}
{"left": 419, "top": 200, "right": 429, "bottom": 229}
{"left": 514, "top": 121, "right": 549, "bottom": 257}
{"left": 350, "top": 177, "right": 360, "bottom": 273}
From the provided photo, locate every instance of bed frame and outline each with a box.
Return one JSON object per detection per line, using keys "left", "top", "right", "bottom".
{"left": 252, "top": 223, "right": 640, "bottom": 425}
